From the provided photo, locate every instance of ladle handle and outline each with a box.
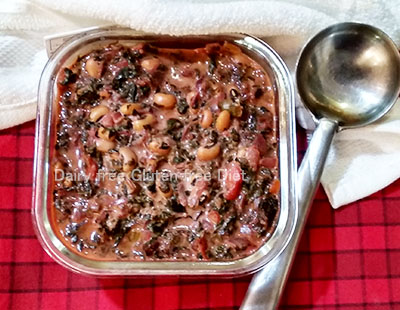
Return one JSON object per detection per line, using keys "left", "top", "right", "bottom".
{"left": 240, "top": 118, "right": 338, "bottom": 310}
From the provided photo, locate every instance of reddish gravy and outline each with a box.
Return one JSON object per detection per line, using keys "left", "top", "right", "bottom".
{"left": 52, "top": 42, "right": 280, "bottom": 261}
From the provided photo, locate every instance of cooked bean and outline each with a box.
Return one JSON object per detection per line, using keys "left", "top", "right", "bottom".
{"left": 215, "top": 110, "right": 231, "bottom": 132}
{"left": 104, "top": 152, "right": 121, "bottom": 171}
{"left": 200, "top": 109, "right": 213, "bottom": 128}
{"left": 97, "top": 127, "right": 115, "bottom": 141}
{"left": 119, "top": 146, "right": 138, "bottom": 172}
{"left": 147, "top": 158, "right": 159, "bottom": 172}
{"left": 133, "top": 114, "right": 155, "bottom": 131}
{"left": 120, "top": 103, "right": 141, "bottom": 115}
{"left": 148, "top": 139, "right": 171, "bottom": 156}
{"left": 99, "top": 90, "right": 110, "bottom": 98}
{"left": 89, "top": 105, "right": 109, "bottom": 122}
{"left": 141, "top": 57, "right": 160, "bottom": 72}
{"left": 197, "top": 144, "right": 220, "bottom": 161}
{"left": 154, "top": 93, "right": 176, "bottom": 109}
{"left": 156, "top": 179, "right": 173, "bottom": 198}
{"left": 86, "top": 58, "right": 103, "bottom": 78}
{"left": 160, "top": 188, "right": 172, "bottom": 198}
{"left": 95, "top": 138, "right": 115, "bottom": 152}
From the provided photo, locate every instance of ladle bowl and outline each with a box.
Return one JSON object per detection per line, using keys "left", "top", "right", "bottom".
{"left": 297, "top": 22, "right": 400, "bottom": 128}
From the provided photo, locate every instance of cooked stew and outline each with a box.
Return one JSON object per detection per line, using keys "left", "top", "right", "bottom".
{"left": 52, "top": 41, "right": 279, "bottom": 261}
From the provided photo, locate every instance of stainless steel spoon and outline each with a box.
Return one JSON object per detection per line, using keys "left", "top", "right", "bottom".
{"left": 241, "top": 22, "right": 400, "bottom": 310}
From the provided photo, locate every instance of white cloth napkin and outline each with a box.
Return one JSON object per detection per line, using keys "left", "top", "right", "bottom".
{"left": 1, "top": 0, "right": 400, "bottom": 208}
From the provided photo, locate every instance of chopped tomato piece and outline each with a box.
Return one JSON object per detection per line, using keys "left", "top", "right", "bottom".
{"left": 141, "top": 229, "right": 153, "bottom": 243}
{"left": 207, "top": 210, "right": 221, "bottom": 225}
{"left": 269, "top": 179, "right": 280, "bottom": 195}
{"left": 111, "top": 112, "right": 124, "bottom": 125}
{"left": 246, "top": 146, "right": 260, "bottom": 171}
{"left": 115, "top": 59, "right": 129, "bottom": 69}
{"left": 193, "top": 237, "right": 208, "bottom": 259}
{"left": 99, "top": 112, "right": 114, "bottom": 128}
{"left": 259, "top": 157, "right": 278, "bottom": 169}
{"left": 223, "top": 162, "right": 243, "bottom": 200}
{"left": 253, "top": 133, "right": 268, "bottom": 155}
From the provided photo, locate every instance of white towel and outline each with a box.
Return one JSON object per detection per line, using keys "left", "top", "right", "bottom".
{"left": 1, "top": 0, "right": 400, "bottom": 208}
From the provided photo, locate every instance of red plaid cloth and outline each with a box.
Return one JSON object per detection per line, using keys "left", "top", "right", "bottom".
{"left": 0, "top": 120, "right": 399, "bottom": 310}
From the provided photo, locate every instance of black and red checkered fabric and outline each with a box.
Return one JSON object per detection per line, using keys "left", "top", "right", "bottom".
{"left": 0, "top": 121, "right": 399, "bottom": 310}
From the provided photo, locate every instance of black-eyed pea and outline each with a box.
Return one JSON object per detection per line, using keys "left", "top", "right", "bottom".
{"left": 89, "top": 105, "right": 109, "bottom": 122}
{"left": 109, "top": 152, "right": 120, "bottom": 161}
{"left": 133, "top": 114, "right": 155, "bottom": 131}
{"left": 154, "top": 93, "right": 176, "bottom": 109}
{"left": 97, "top": 127, "right": 115, "bottom": 141}
{"left": 200, "top": 109, "right": 213, "bottom": 128}
{"left": 95, "top": 138, "right": 115, "bottom": 152}
{"left": 148, "top": 139, "right": 171, "bottom": 156}
{"left": 147, "top": 158, "right": 159, "bottom": 172}
{"left": 215, "top": 110, "right": 231, "bottom": 132}
{"left": 119, "top": 146, "right": 138, "bottom": 172}
{"left": 156, "top": 178, "right": 173, "bottom": 198}
{"left": 197, "top": 144, "right": 221, "bottom": 161}
{"left": 120, "top": 103, "right": 141, "bottom": 115}
{"left": 86, "top": 58, "right": 103, "bottom": 78}
{"left": 141, "top": 57, "right": 160, "bottom": 73}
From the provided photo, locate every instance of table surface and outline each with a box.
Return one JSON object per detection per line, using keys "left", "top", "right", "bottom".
{"left": 0, "top": 120, "right": 399, "bottom": 310}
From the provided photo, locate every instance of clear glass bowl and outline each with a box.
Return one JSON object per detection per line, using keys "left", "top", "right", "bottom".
{"left": 33, "top": 27, "right": 297, "bottom": 276}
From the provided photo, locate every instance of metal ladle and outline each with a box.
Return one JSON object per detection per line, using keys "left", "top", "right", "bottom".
{"left": 241, "top": 22, "right": 400, "bottom": 310}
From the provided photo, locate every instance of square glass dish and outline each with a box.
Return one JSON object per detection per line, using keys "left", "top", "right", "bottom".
{"left": 33, "top": 27, "right": 297, "bottom": 276}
